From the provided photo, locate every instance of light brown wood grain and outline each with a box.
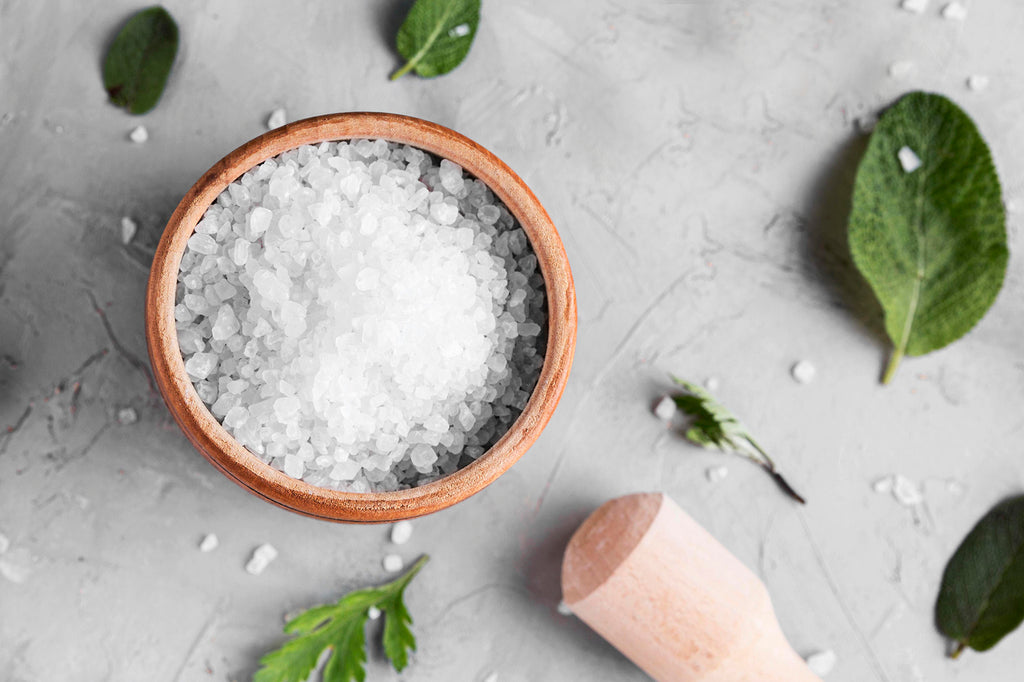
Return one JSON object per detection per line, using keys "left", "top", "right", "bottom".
{"left": 562, "top": 493, "right": 820, "bottom": 682}
{"left": 145, "top": 112, "right": 577, "bottom": 523}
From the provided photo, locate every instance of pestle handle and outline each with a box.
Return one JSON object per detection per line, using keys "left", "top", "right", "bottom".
{"left": 561, "top": 493, "right": 820, "bottom": 682}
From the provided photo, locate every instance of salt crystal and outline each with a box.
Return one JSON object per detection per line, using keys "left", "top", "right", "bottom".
{"left": 199, "top": 533, "right": 219, "bottom": 552}
{"left": 873, "top": 477, "right": 894, "bottom": 494}
{"left": 706, "top": 466, "right": 729, "bottom": 483}
{"left": 129, "top": 125, "right": 149, "bottom": 144}
{"left": 121, "top": 216, "right": 138, "bottom": 244}
{"left": 901, "top": 0, "right": 928, "bottom": 13}
{"left": 898, "top": 146, "right": 922, "bottom": 173}
{"left": 116, "top": 407, "right": 138, "bottom": 425}
{"left": 367, "top": 606, "right": 381, "bottom": 620}
{"left": 0, "top": 533, "right": 9, "bottom": 554}
{"left": 892, "top": 475, "right": 923, "bottom": 506}
{"left": 654, "top": 396, "right": 676, "bottom": 421}
{"left": 942, "top": 2, "right": 967, "bottom": 20}
{"left": 791, "top": 360, "right": 816, "bottom": 384}
{"left": 390, "top": 520, "right": 413, "bottom": 545}
{"left": 806, "top": 650, "right": 837, "bottom": 676}
{"left": 266, "top": 108, "right": 287, "bottom": 130}
{"left": 482, "top": 673, "right": 499, "bottom": 682}
{"left": 704, "top": 377, "right": 720, "bottom": 391}
{"left": 449, "top": 23, "right": 471, "bottom": 38}
{"left": 383, "top": 554, "right": 403, "bottom": 573}
{"left": 888, "top": 61, "right": 914, "bottom": 79}
{"left": 556, "top": 601, "right": 573, "bottom": 616}
{"left": 246, "top": 543, "right": 278, "bottom": 575}
{"left": 967, "top": 74, "right": 989, "bottom": 91}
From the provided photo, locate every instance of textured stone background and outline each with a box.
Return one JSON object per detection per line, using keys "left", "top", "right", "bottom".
{"left": 2, "top": 1, "right": 1023, "bottom": 680}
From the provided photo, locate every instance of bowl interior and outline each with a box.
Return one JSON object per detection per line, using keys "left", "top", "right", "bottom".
{"left": 145, "top": 112, "right": 576, "bottom": 523}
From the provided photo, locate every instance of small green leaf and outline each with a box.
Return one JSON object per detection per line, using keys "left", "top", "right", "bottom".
{"left": 390, "top": 0, "right": 481, "bottom": 80}
{"left": 668, "top": 377, "right": 805, "bottom": 504}
{"left": 848, "top": 91, "right": 1008, "bottom": 384}
{"left": 936, "top": 495, "right": 1024, "bottom": 657}
{"left": 255, "top": 555, "right": 429, "bottom": 682}
{"left": 102, "top": 6, "right": 179, "bottom": 114}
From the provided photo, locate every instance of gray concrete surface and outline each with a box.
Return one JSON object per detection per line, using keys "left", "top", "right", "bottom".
{"left": 2, "top": 0, "right": 1024, "bottom": 680}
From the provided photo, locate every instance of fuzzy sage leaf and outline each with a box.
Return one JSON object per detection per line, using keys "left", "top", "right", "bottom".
{"left": 848, "top": 91, "right": 1008, "bottom": 384}
{"left": 255, "top": 555, "right": 429, "bottom": 682}
{"left": 669, "top": 377, "right": 805, "bottom": 504}
{"left": 391, "top": 0, "right": 480, "bottom": 80}
{"left": 102, "top": 6, "right": 179, "bottom": 114}
{"left": 936, "top": 496, "right": 1024, "bottom": 658}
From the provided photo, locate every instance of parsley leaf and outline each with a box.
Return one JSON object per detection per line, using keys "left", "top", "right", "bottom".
{"left": 669, "top": 377, "right": 806, "bottom": 504}
{"left": 255, "top": 555, "right": 429, "bottom": 682}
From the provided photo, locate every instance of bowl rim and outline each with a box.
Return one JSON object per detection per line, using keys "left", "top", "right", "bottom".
{"left": 145, "top": 111, "right": 577, "bottom": 523}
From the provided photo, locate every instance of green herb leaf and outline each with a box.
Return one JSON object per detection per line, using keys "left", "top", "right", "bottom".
{"left": 936, "top": 495, "right": 1024, "bottom": 658}
{"left": 669, "top": 377, "right": 805, "bottom": 504}
{"left": 848, "top": 91, "right": 1008, "bottom": 384}
{"left": 102, "top": 6, "right": 179, "bottom": 114}
{"left": 390, "top": 0, "right": 480, "bottom": 81}
{"left": 255, "top": 555, "right": 429, "bottom": 682}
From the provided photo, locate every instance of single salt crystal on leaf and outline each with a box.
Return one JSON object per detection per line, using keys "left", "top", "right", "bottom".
{"left": 121, "top": 217, "right": 138, "bottom": 244}
{"left": 901, "top": 0, "right": 928, "bottom": 13}
{"left": 199, "top": 533, "right": 219, "bottom": 552}
{"left": 448, "top": 23, "right": 471, "bottom": 38}
{"left": 116, "top": 407, "right": 138, "bottom": 425}
{"left": 653, "top": 396, "right": 676, "bottom": 421}
{"left": 367, "top": 605, "right": 381, "bottom": 620}
{"left": 791, "top": 360, "right": 816, "bottom": 384}
{"left": 705, "top": 466, "right": 729, "bottom": 483}
{"left": 967, "top": 74, "right": 990, "bottom": 91}
{"left": 873, "top": 476, "right": 894, "bottom": 494}
{"left": 246, "top": 543, "right": 278, "bottom": 575}
{"left": 897, "top": 146, "right": 922, "bottom": 173}
{"left": 390, "top": 520, "right": 413, "bottom": 545}
{"left": 129, "top": 125, "right": 148, "bottom": 144}
{"left": 942, "top": 1, "right": 968, "bottom": 20}
{"left": 888, "top": 61, "right": 914, "bottom": 79}
{"left": 806, "top": 650, "right": 837, "bottom": 676}
{"left": 556, "top": 601, "right": 573, "bottom": 616}
{"left": 892, "top": 475, "right": 923, "bottom": 506}
{"left": 266, "top": 108, "right": 287, "bottom": 130}
{"left": 382, "top": 554, "right": 403, "bottom": 573}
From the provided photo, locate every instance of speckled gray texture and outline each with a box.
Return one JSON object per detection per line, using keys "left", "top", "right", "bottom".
{"left": 2, "top": 1, "right": 1023, "bottom": 681}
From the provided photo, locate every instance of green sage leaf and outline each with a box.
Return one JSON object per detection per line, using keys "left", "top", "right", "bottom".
{"left": 848, "top": 91, "right": 1008, "bottom": 384}
{"left": 390, "top": 0, "right": 480, "bottom": 81}
{"left": 103, "top": 6, "right": 179, "bottom": 114}
{"left": 936, "top": 495, "right": 1024, "bottom": 657}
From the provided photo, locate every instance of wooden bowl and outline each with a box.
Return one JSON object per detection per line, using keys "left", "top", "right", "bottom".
{"left": 145, "top": 112, "right": 576, "bottom": 523}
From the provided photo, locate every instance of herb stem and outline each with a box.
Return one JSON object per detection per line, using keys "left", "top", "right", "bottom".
{"left": 389, "top": 60, "right": 416, "bottom": 81}
{"left": 950, "top": 641, "right": 967, "bottom": 659}
{"left": 882, "top": 348, "right": 904, "bottom": 385}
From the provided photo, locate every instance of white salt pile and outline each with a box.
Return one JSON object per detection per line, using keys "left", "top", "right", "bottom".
{"left": 176, "top": 139, "right": 546, "bottom": 492}
{"left": 246, "top": 543, "right": 278, "bottom": 575}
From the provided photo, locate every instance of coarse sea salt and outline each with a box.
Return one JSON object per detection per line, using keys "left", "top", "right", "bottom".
{"left": 653, "top": 395, "right": 676, "bottom": 421}
{"left": 176, "top": 140, "right": 546, "bottom": 492}
{"left": 942, "top": 1, "right": 968, "bottom": 20}
{"left": 791, "top": 360, "right": 816, "bottom": 384}
{"left": 266, "top": 108, "right": 287, "bottom": 130}
{"left": 383, "top": 554, "right": 403, "bottom": 573}
{"left": 199, "top": 533, "right": 219, "bottom": 552}
{"left": 888, "top": 61, "right": 914, "bottom": 79}
{"left": 246, "top": 543, "right": 278, "bottom": 575}
{"left": 805, "top": 650, "right": 837, "bottom": 676}
{"left": 121, "top": 217, "right": 138, "bottom": 245}
{"left": 901, "top": 0, "right": 928, "bottom": 14}
{"left": 390, "top": 520, "right": 413, "bottom": 545}
{"left": 967, "top": 74, "right": 990, "bottom": 91}
{"left": 129, "top": 125, "right": 148, "bottom": 144}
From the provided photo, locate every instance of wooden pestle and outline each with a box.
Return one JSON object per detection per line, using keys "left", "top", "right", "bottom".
{"left": 561, "top": 492, "right": 820, "bottom": 682}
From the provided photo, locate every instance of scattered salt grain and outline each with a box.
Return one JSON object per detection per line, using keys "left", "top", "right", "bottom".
{"left": 942, "top": 2, "right": 968, "bottom": 20}
{"left": 706, "top": 466, "right": 729, "bottom": 483}
{"left": 121, "top": 216, "right": 138, "bottom": 245}
{"left": 1006, "top": 198, "right": 1023, "bottom": 214}
{"left": 266, "top": 108, "right": 287, "bottom": 130}
{"left": 557, "top": 601, "right": 573, "bottom": 616}
{"left": 482, "top": 673, "right": 499, "bottom": 682}
{"left": 368, "top": 606, "right": 381, "bottom": 620}
{"left": 449, "top": 23, "right": 471, "bottom": 38}
{"left": 0, "top": 532, "right": 9, "bottom": 554}
{"left": 888, "top": 61, "right": 914, "bottom": 79}
{"left": 390, "top": 520, "right": 413, "bottom": 545}
{"left": 654, "top": 396, "right": 676, "bottom": 421}
{"left": 892, "top": 475, "right": 923, "bottom": 506}
{"left": 199, "top": 534, "right": 219, "bottom": 552}
{"left": 947, "top": 480, "right": 965, "bottom": 496}
{"left": 791, "top": 360, "right": 816, "bottom": 385}
{"left": 967, "top": 74, "right": 990, "bottom": 91}
{"left": 246, "top": 543, "right": 278, "bottom": 575}
{"left": 873, "top": 477, "right": 894, "bottom": 494}
{"left": 704, "top": 377, "right": 720, "bottom": 391}
{"left": 898, "top": 146, "right": 922, "bottom": 173}
{"left": 383, "top": 554, "right": 403, "bottom": 573}
{"left": 901, "top": 0, "right": 928, "bottom": 13}
{"left": 116, "top": 406, "right": 138, "bottom": 425}
{"left": 806, "top": 650, "right": 837, "bottom": 676}
{"left": 129, "top": 125, "right": 149, "bottom": 144}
